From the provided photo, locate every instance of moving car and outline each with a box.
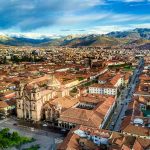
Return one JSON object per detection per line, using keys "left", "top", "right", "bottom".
{"left": 42, "top": 124, "right": 48, "bottom": 127}
{"left": 111, "top": 122, "right": 115, "bottom": 126}
{"left": 31, "top": 127, "right": 34, "bottom": 131}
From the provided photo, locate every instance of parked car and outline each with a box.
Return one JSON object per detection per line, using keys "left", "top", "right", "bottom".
{"left": 31, "top": 127, "right": 34, "bottom": 131}
{"left": 121, "top": 102, "right": 124, "bottom": 105}
{"left": 121, "top": 116, "right": 125, "bottom": 120}
{"left": 114, "top": 112, "right": 117, "bottom": 115}
{"left": 111, "top": 122, "right": 115, "bottom": 126}
{"left": 1, "top": 116, "right": 6, "bottom": 119}
{"left": 42, "top": 124, "right": 48, "bottom": 127}
{"left": 61, "top": 128, "right": 67, "bottom": 133}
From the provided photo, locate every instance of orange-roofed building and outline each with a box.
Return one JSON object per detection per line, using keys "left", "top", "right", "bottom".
{"left": 57, "top": 125, "right": 150, "bottom": 150}
{"left": 57, "top": 96, "right": 116, "bottom": 129}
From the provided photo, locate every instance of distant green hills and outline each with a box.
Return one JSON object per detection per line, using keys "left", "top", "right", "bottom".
{"left": 0, "top": 35, "right": 53, "bottom": 46}
{"left": 107, "top": 28, "right": 150, "bottom": 40}
{"left": 0, "top": 28, "right": 150, "bottom": 49}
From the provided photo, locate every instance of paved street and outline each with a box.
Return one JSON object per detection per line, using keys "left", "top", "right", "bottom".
{"left": 0, "top": 118, "right": 64, "bottom": 150}
{"left": 108, "top": 58, "right": 144, "bottom": 131}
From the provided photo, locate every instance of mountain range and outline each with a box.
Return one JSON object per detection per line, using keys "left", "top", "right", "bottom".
{"left": 0, "top": 28, "right": 150, "bottom": 49}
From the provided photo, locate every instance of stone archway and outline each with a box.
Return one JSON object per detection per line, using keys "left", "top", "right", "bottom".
{"left": 41, "top": 107, "right": 46, "bottom": 121}
{"left": 26, "top": 110, "right": 29, "bottom": 119}
{"left": 42, "top": 111, "right": 46, "bottom": 121}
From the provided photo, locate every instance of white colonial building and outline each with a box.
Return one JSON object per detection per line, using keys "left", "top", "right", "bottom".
{"left": 89, "top": 73, "right": 124, "bottom": 96}
{"left": 89, "top": 84, "right": 117, "bottom": 95}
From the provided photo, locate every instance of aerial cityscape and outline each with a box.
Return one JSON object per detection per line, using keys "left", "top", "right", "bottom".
{"left": 0, "top": 0, "right": 150, "bottom": 150}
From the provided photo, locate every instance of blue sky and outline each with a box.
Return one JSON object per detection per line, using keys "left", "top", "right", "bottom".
{"left": 0, "top": 0, "right": 150, "bottom": 37}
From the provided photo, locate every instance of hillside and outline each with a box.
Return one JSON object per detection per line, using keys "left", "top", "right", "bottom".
{"left": 107, "top": 28, "right": 150, "bottom": 40}
{"left": 0, "top": 28, "right": 150, "bottom": 48}
{"left": 0, "top": 35, "right": 54, "bottom": 46}
{"left": 0, "top": 35, "right": 14, "bottom": 42}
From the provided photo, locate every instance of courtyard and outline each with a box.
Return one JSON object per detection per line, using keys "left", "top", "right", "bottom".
{"left": 0, "top": 118, "right": 64, "bottom": 150}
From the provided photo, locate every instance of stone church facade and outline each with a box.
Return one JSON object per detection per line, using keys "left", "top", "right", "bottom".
{"left": 16, "top": 75, "right": 69, "bottom": 121}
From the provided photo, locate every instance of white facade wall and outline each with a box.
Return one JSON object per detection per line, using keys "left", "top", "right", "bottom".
{"left": 89, "top": 87, "right": 116, "bottom": 95}
{"left": 100, "top": 101, "right": 116, "bottom": 128}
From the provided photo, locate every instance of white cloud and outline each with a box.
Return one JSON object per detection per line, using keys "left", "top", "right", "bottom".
{"left": 88, "top": 25, "right": 132, "bottom": 34}
{"left": 88, "top": 23, "right": 150, "bottom": 34}
{"left": 110, "top": 14, "right": 150, "bottom": 23}
{"left": 109, "top": 0, "right": 146, "bottom": 2}
{"left": 0, "top": 0, "right": 149, "bottom": 35}
{"left": 124, "top": 0, "right": 145, "bottom": 2}
{"left": 57, "top": 11, "right": 150, "bottom": 26}
{"left": 0, "top": 0, "right": 104, "bottom": 31}
{"left": 133, "top": 23, "right": 150, "bottom": 28}
{"left": 58, "top": 13, "right": 110, "bottom": 24}
{"left": 1, "top": 23, "right": 150, "bottom": 37}
{"left": 6, "top": 32, "right": 61, "bottom": 39}
{"left": 79, "top": 0, "right": 104, "bottom": 7}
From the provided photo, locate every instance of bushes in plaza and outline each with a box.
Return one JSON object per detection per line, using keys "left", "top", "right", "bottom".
{"left": 0, "top": 128, "right": 33, "bottom": 149}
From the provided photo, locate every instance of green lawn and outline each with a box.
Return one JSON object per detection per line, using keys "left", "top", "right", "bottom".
{"left": 108, "top": 64, "right": 133, "bottom": 69}
{"left": 0, "top": 128, "right": 34, "bottom": 149}
{"left": 123, "top": 65, "right": 135, "bottom": 71}
{"left": 77, "top": 77, "right": 85, "bottom": 81}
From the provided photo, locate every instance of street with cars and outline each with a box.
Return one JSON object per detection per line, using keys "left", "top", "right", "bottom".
{"left": 108, "top": 58, "right": 144, "bottom": 131}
